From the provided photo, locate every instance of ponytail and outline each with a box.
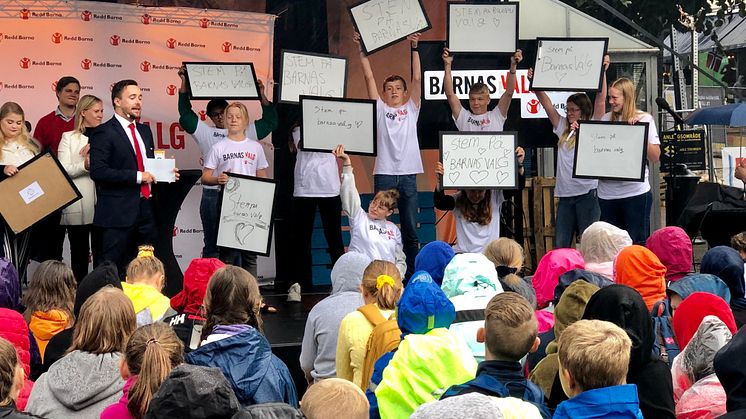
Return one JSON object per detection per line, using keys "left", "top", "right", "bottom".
{"left": 361, "top": 260, "right": 403, "bottom": 310}
{"left": 125, "top": 324, "right": 184, "bottom": 419}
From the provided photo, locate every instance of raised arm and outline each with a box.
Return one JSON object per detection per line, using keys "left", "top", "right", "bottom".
{"left": 408, "top": 33, "right": 422, "bottom": 108}
{"left": 497, "top": 49, "right": 523, "bottom": 118}
{"left": 592, "top": 55, "right": 610, "bottom": 120}
{"left": 433, "top": 161, "right": 456, "bottom": 211}
{"left": 177, "top": 68, "right": 199, "bottom": 135}
{"left": 253, "top": 80, "right": 279, "bottom": 140}
{"left": 528, "top": 68, "right": 560, "bottom": 129}
{"left": 354, "top": 33, "right": 379, "bottom": 101}
{"left": 442, "top": 48, "right": 463, "bottom": 120}
{"left": 334, "top": 145, "right": 363, "bottom": 219}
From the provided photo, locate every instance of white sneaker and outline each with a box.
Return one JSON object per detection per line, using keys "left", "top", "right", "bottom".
{"left": 287, "top": 283, "right": 301, "bottom": 302}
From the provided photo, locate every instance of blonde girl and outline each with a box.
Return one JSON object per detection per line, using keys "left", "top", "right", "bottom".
{"left": 0, "top": 337, "right": 27, "bottom": 416}
{"left": 123, "top": 247, "right": 172, "bottom": 325}
{"left": 336, "top": 260, "right": 403, "bottom": 389}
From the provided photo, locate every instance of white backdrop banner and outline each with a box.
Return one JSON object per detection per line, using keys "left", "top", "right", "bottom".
{"left": 1, "top": 0, "right": 276, "bottom": 278}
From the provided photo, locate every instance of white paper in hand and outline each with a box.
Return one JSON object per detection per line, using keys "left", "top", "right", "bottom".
{"left": 144, "top": 158, "right": 176, "bottom": 183}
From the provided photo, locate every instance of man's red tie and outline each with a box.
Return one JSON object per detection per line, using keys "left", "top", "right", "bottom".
{"left": 128, "top": 123, "right": 151, "bottom": 199}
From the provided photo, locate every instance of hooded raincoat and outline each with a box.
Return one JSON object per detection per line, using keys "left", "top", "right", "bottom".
{"left": 614, "top": 245, "right": 667, "bottom": 312}
{"left": 578, "top": 221, "right": 632, "bottom": 279}
{"left": 646, "top": 226, "right": 693, "bottom": 282}
{"left": 714, "top": 327, "right": 746, "bottom": 418}
{"left": 700, "top": 246, "right": 746, "bottom": 326}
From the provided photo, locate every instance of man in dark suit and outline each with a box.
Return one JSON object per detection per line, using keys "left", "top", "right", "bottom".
{"left": 90, "top": 79, "right": 161, "bottom": 274}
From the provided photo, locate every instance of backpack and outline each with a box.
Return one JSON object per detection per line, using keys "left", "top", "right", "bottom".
{"left": 651, "top": 299, "right": 680, "bottom": 367}
{"left": 357, "top": 304, "right": 401, "bottom": 390}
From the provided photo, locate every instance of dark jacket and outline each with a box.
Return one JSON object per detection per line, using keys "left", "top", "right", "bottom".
{"left": 715, "top": 326, "right": 746, "bottom": 418}
{"left": 89, "top": 116, "right": 155, "bottom": 228}
{"left": 185, "top": 328, "right": 298, "bottom": 407}
{"left": 231, "top": 403, "right": 304, "bottom": 419}
{"left": 0, "top": 402, "right": 44, "bottom": 419}
{"left": 582, "top": 285, "right": 675, "bottom": 419}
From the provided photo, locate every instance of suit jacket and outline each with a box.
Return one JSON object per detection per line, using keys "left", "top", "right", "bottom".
{"left": 89, "top": 116, "right": 155, "bottom": 228}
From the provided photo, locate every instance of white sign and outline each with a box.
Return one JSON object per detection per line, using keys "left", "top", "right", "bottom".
{"left": 722, "top": 147, "right": 746, "bottom": 188}
{"left": 300, "top": 96, "right": 377, "bottom": 156}
{"left": 424, "top": 69, "right": 531, "bottom": 100}
{"left": 531, "top": 38, "right": 608, "bottom": 91}
{"left": 184, "top": 62, "right": 260, "bottom": 99}
{"left": 144, "top": 158, "right": 176, "bottom": 183}
{"left": 440, "top": 131, "right": 517, "bottom": 189}
{"left": 19, "top": 181, "right": 44, "bottom": 205}
{"left": 279, "top": 50, "right": 348, "bottom": 103}
{"left": 447, "top": 2, "right": 518, "bottom": 54}
{"left": 573, "top": 121, "right": 649, "bottom": 181}
{"left": 217, "top": 175, "right": 277, "bottom": 256}
{"left": 349, "top": 0, "right": 431, "bottom": 54}
{"left": 520, "top": 91, "right": 578, "bottom": 119}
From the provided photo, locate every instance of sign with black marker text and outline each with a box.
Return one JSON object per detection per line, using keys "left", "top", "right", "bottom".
{"left": 300, "top": 96, "right": 377, "bottom": 156}
{"left": 573, "top": 121, "right": 649, "bottom": 181}
{"left": 217, "top": 174, "right": 276, "bottom": 256}
{"left": 279, "top": 50, "right": 348, "bottom": 103}
{"left": 530, "top": 38, "right": 608, "bottom": 92}
{"left": 440, "top": 131, "right": 518, "bottom": 189}
{"left": 349, "top": 0, "right": 431, "bottom": 55}
{"left": 447, "top": 2, "right": 518, "bottom": 53}
{"left": 184, "top": 61, "right": 260, "bottom": 99}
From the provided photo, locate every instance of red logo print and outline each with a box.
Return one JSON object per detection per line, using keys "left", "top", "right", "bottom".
{"left": 110, "top": 35, "right": 120, "bottom": 46}
{"left": 166, "top": 38, "right": 176, "bottom": 49}
{"left": 81, "top": 58, "right": 92, "bottom": 70}
{"left": 198, "top": 110, "right": 207, "bottom": 121}
{"left": 172, "top": 226, "right": 178, "bottom": 237}
{"left": 81, "top": 10, "right": 92, "bottom": 21}
{"left": 199, "top": 18, "right": 209, "bottom": 28}
{"left": 20, "top": 9, "right": 30, "bottom": 20}
{"left": 51, "top": 32, "right": 62, "bottom": 44}
{"left": 19, "top": 57, "right": 30, "bottom": 69}
{"left": 222, "top": 41, "right": 232, "bottom": 53}
{"left": 52, "top": 81, "right": 58, "bottom": 91}
{"left": 166, "top": 84, "right": 177, "bottom": 95}
{"left": 526, "top": 98, "right": 541, "bottom": 114}
{"left": 0, "top": 33, "right": 3, "bottom": 43}
{"left": 140, "top": 61, "right": 151, "bottom": 72}
{"left": 141, "top": 14, "right": 151, "bottom": 24}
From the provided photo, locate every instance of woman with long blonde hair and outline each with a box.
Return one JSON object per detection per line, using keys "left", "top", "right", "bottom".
{"left": 58, "top": 94, "right": 104, "bottom": 282}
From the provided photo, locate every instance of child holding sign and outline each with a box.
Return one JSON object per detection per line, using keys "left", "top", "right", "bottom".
{"left": 354, "top": 32, "right": 422, "bottom": 278}
{"left": 333, "top": 144, "right": 406, "bottom": 277}
{"left": 599, "top": 78, "right": 660, "bottom": 244}
{"left": 528, "top": 55, "right": 609, "bottom": 248}
{"left": 436, "top": 49, "right": 524, "bottom": 253}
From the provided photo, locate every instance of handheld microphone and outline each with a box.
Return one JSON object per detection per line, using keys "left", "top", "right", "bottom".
{"left": 655, "top": 97, "right": 686, "bottom": 125}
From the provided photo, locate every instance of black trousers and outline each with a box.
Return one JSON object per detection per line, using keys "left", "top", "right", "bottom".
{"left": 65, "top": 224, "right": 102, "bottom": 283}
{"left": 98, "top": 199, "right": 157, "bottom": 278}
{"left": 30, "top": 210, "right": 65, "bottom": 263}
{"left": 291, "top": 196, "right": 345, "bottom": 289}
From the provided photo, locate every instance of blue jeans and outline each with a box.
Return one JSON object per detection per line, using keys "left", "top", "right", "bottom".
{"left": 599, "top": 190, "right": 653, "bottom": 245}
{"left": 374, "top": 174, "right": 419, "bottom": 278}
{"left": 200, "top": 188, "right": 220, "bottom": 258}
{"left": 555, "top": 189, "right": 601, "bottom": 248}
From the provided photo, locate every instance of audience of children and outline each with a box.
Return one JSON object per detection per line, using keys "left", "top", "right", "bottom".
{"left": 578, "top": 221, "right": 632, "bottom": 279}
{"left": 646, "top": 226, "right": 694, "bottom": 283}
{"left": 122, "top": 248, "right": 174, "bottom": 326}
{"left": 300, "top": 378, "right": 368, "bottom": 419}
{"left": 530, "top": 248, "right": 584, "bottom": 313}
{"left": 413, "top": 241, "right": 455, "bottom": 286}
{"left": 700, "top": 246, "right": 746, "bottom": 327}
{"left": 614, "top": 245, "right": 668, "bottom": 311}
{"left": 667, "top": 273, "right": 732, "bottom": 314}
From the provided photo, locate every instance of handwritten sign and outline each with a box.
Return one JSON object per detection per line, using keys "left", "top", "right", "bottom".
{"left": 530, "top": 38, "right": 609, "bottom": 92}
{"left": 440, "top": 132, "right": 518, "bottom": 189}
{"left": 217, "top": 174, "right": 277, "bottom": 256}
{"left": 279, "top": 50, "right": 348, "bottom": 104}
{"left": 573, "top": 121, "right": 649, "bottom": 181}
{"left": 349, "top": 0, "right": 431, "bottom": 55}
{"left": 447, "top": 2, "right": 518, "bottom": 53}
{"left": 300, "top": 96, "right": 377, "bottom": 156}
{"left": 184, "top": 61, "right": 259, "bottom": 100}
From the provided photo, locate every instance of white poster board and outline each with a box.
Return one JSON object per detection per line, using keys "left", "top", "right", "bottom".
{"left": 722, "top": 147, "right": 746, "bottom": 188}
{"left": 184, "top": 62, "right": 260, "bottom": 100}
{"left": 440, "top": 132, "right": 518, "bottom": 189}
{"left": 217, "top": 175, "right": 277, "bottom": 256}
{"left": 447, "top": 2, "right": 518, "bottom": 54}
{"left": 279, "top": 50, "right": 348, "bottom": 104}
{"left": 530, "top": 38, "right": 609, "bottom": 92}
{"left": 349, "top": 0, "right": 431, "bottom": 55}
{"left": 300, "top": 96, "right": 377, "bottom": 156}
{"left": 573, "top": 121, "right": 649, "bottom": 181}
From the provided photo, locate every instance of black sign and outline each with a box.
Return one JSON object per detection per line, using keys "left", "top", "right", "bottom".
{"left": 660, "top": 130, "right": 706, "bottom": 172}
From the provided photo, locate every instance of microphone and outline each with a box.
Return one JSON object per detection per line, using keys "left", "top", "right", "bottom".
{"left": 656, "top": 97, "right": 686, "bottom": 125}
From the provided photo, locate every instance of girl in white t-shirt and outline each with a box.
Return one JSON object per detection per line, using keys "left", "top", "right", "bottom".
{"left": 332, "top": 145, "right": 406, "bottom": 277}
{"left": 528, "top": 55, "right": 608, "bottom": 248}
{"left": 202, "top": 102, "right": 269, "bottom": 278}
{"left": 597, "top": 78, "right": 661, "bottom": 244}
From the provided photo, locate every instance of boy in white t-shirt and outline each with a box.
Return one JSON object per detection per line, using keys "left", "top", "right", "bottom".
{"left": 202, "top": 103, "right": 269, "bottom": 277}
{"left": 355, "top": 31, "right": 422, "bottom": 278}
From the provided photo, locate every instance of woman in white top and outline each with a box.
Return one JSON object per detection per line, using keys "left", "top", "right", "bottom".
{"left": 58, "top": 95, "right": 103, "bottom": 282}
{"left": 597, "top": 78, "right": 661, "bottom": 244}
{"left": 528, "top": 56, "right": 608, "bottom": 248}
{"left": 0, "top": 102, "right": 40, "bottom": 283}
{"left": 332, "top": 145, "right": 406, "bottom": 277}
{"left": 289, "top": 124, "right": 344, "bottom": 290}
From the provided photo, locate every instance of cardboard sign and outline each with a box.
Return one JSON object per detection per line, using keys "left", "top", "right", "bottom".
{"left": 279, "top": 50, "right": 348, "bottom": 104}
{"left": 300, "top": 96, "right": 377, "bottom": 156}
{"left": 447, "top": 2, "right": 518, "bottom": 54}
{"left": 349, "top": 0, "right": 431, "bottom": 55}
{"left": 217, "top": 174, "right": 277, "bottom": 256}
{"left": 440, "top": 131, "right": 518, "bottom": 189}
{"left": 0, "top": 153, "right": 81, "bottom": 234}
{"left": 184, "top": 61, "right": 260, "bottom": 100}
{"left": 530, "top": 38, "right": 609, "bottom": 92}
{"left": 573, "top": 121, "right": 649, "bottom": 181}
{"left": 660, "top": 130, "right": 706, "bottom": 172}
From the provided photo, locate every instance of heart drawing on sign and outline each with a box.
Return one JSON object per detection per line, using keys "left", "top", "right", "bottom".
{"left": 478, "top": 147, "right": 487, "bottom": 155}
{"left": 556, "top": 72, "right": 568, "bottom": 83}
{"left": 234, "top": 222, "right": 255, "bottom": 246}
{"left": 469, "top": 170, "right": 489, "bottom": 184}
{"left": 448, "top": 171, "right": 460, "bottom": 184}
{"left": 496, "top": 171, "right": 509, "bottom": 184}
{"left": 493, "top": 18, "right": 501, "bottom": 28}
{"left": 355, "top": 120, "right": 363, "bottom": 128}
